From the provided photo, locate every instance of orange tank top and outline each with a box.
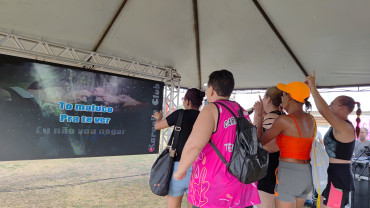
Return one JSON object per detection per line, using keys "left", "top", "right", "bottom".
{"left": 276, "top": 114, "right": 316, "bottom": 160}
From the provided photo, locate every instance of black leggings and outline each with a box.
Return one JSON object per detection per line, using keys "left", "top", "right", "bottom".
{"left": 322, "top": 163, "right": 354, "bottom": 208}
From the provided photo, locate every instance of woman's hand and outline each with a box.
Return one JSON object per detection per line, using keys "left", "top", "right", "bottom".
{"left": 305, "top": 70, "right": 316, "bottom": 90}
{"left": 173, "top": 169, "right": 187, "bottom": 180}
{"left": 151, "top": 110, "right": 163, "bottom": 121}
{"left": 253, "top": 95, "right": 265, "bottom": 138}
{"left": 254, "top": 95, "right": 264, "bottom": 118}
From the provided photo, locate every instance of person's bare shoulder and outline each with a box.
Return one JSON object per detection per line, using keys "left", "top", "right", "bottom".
{"left": 271, "top": 114, "right": 293, "bottom": 128}
{"left": 202, "top": 102, "right": 218, "bottom": 117}
{"left": 275, "top": 114, "right": 290, "bottom": 122}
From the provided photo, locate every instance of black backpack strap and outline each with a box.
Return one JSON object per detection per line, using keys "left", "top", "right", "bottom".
{"left": 209, "top": 140, "right": 228, "bottom": 165}
{"left": 237, "top": 104, "right": 244, "bottom": 118}
{"left": 215, "top": 101, "right": 245, "bottom": 118}
{"left": 170, "top": 109, "right": 184, "bottom": 157}
{"left": 209, "top": 101, "right": 243, "bottom": 166}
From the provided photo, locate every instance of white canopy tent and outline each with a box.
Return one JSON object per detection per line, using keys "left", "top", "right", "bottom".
{"left": 1, "top": 0, "right": 369, "bottom": 90}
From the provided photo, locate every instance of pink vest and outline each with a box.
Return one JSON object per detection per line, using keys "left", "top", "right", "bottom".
{"left": 188, "top": 100, "right": 260, "bottom": 208}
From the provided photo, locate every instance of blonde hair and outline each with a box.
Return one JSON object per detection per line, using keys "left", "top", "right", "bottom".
{"left": 265, "top": 86, "right": 283, "bottom": 108}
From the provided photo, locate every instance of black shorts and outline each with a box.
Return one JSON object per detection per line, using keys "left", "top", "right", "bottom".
{"left": 322, "top": 163, "right": 354, "bottom": 208}
{"left": 257, "top": 151, "right": 280, "bottom": 194}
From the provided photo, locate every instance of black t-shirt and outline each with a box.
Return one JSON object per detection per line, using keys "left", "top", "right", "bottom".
{"left": 166, "top": 109, "right": 199, "bottom": 162}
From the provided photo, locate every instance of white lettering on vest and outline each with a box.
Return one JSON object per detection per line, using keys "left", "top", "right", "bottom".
{"left": 224, "top": 117, "right": 236, "bottom": 128}
{"left": 224, "top": 143, "right": 233, "bottom": 152}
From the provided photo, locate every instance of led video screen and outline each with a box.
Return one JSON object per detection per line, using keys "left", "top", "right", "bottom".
{"left": 0, "top": 54, "right": 163, "bottom": 161}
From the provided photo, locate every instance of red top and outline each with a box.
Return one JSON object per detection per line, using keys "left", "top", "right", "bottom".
{"left": 276, "top": 114, "right": 316, "bottom": 160}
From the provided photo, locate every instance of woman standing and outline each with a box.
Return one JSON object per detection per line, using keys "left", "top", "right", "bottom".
{"left": 254, "top": 87, "right": 283, "bottom": 208}
{"left": 306, "top": 71, "right": 361, "bottom": 208}
{"left": 174, "top": 70, "right": 260, "bottom": 208}
{"left": 254, "top": 81, "right": 316, "bottom": 208}
{"left": 152, "top": 88, "right": 205, "bottom": 208}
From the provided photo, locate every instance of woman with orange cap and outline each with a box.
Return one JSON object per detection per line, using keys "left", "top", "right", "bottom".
{"left": 306, "top": 71, "right": 360, "bottom": 208}
{"left": 254, "top": 81, "right": 316, "bottom": 208}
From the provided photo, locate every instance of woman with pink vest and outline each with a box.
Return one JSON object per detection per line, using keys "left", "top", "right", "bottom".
{"left": 174, "top": 70, "right": 260, "bottom": 208}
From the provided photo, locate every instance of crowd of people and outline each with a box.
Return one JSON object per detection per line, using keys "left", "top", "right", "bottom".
{"left": 152, "top": 69, "right": 367, "bottom": 208}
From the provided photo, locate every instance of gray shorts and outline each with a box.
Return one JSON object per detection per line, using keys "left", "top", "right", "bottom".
{"left": 275, "top": 161, "right": 313, "bottom": 202}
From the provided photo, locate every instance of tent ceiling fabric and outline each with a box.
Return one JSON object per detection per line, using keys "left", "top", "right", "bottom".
{"left": 258, "top": 0, "right": 370, "bottom": 88}
{"left": 0, "top": 0, "right": 369, "bottom": 89}
{"left": 0, "top": 0, "right": 123, "bottom": 50}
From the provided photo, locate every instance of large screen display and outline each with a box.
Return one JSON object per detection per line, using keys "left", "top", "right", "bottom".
{"left": 0, "top": 54, "right": 163, "bottom": 161}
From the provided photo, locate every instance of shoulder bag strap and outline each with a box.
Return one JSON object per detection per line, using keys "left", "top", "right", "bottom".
{"left": 166, "top": 131, "right": 174, "bottom": 146}
{"left": 170, "top": 109, "right": 184, "bottom": 157}
{"left": 166, "top": 110, "right": 184, "bottom": 146}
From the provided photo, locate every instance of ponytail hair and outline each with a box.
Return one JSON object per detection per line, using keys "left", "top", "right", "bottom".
{"left": 355, "top": 102, "right": 362, "bottom": 138}
{"left": 337, "top": 96, "right": 361, "bottom": 138}
{"left": 304, "top": 98, "right": 312, "bottom": 112}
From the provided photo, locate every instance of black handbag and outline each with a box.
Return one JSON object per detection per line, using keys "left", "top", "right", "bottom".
{"left": 149, "top": 110, "right": 184, "bottom": 196}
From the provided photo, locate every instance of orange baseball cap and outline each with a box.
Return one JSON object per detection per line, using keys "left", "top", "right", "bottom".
{"left": 277, "top": 81, "right": 310, "bottom": 103}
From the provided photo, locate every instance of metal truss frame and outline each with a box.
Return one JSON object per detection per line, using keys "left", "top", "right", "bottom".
{"left": 0, "top": 31, "right": 181, "bottom": 83}
{"left": 159, "top": 79, "right": 181, "bottom": 153}
{"left": 0, "top": 31, "right": 180, "bottom": 155}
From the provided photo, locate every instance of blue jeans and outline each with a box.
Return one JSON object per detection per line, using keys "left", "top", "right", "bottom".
{"left": 168, "top": 162, "right": 192, "bottom": 197}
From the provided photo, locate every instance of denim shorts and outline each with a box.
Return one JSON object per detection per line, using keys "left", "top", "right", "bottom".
{"left": 168, "top": 162, "right": 192, "bottom": 197}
